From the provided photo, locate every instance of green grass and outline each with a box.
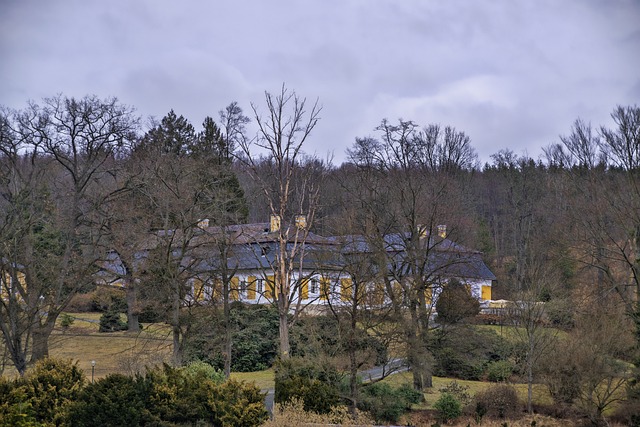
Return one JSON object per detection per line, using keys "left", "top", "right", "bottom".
{"left": 382, "top": 371, "right": 552, "bottom": 409}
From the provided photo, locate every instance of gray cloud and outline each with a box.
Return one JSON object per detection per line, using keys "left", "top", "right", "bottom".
{"left": 1, "top": 0, "right": 638, "bottom": 164}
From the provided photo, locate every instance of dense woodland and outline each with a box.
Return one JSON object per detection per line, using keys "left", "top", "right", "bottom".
{"left": 1, "top": 89, "right": 639, "bottom": 425}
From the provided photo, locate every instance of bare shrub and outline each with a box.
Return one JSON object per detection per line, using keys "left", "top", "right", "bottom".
{"left": 263, "top": 397, "right": 374, "bottom": 426}
{"left": 474, "top": 383, "right": 522, "bottom": 419}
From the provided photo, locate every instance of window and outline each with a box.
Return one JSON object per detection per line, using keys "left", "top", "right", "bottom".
{"left": 310, "top": 279, "right": 319, "bottom": 294}
{"left": 256, "top": 279, "right": 264, "bottom": 293}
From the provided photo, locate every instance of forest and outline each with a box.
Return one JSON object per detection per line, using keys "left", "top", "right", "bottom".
{"left": 0, "top": 88, "right": 639, "bottom": 426}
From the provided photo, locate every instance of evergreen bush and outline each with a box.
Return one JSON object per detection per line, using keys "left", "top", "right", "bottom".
{"left": 358, "top": 382, "right": 422, "bottom": 424}
{"left": 99, "top": 309, "right": 127, "bottom": 332}
{"left": 433, "top": 392, "right": 462, "bottom": 424}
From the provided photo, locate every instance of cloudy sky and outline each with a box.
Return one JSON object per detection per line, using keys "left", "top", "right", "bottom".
{"left": 1, "top": 0, "right": 639, "bottom": 165}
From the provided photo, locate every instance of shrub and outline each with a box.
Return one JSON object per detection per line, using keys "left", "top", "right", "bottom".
{"left": 66, "top": 292, "right": 94, "bottom": 312}
{"left": 430, "top": 327, "right": 512, "bottom": 381}
{"left": 182, "top": 360, "right": 225, "bottom": 384}
{"left": 0, "top": 377, "right": 37, "bottom": 427}
{"left": 438, "top": 380, "right": 471, "bottom": 406}
{"left": 265, "top": 397, "right": 374, "bottom": 426}
{"left": 66, "top": 374, "right": 153, "bottom": 426}
{"left": 486, "top": 360, "right": 514, "bottom": 382}
{"left": 183, "top": 304, "right": 280, "bottom": 372}
{"left": 91, "top": 286, "right": 127, "bottom": 312}
{"left": 209, "top": 379, "right": 269, "bottom": 427}
{"left": 145, "top": 364, "right": 267, "bottom": 426}
{"left": 436, "top": 278, "right": 480, "bottom": 324}
{"left": 99, "top": 309, "right": 127, "bottom": 332}
{"left": 358, "top": 382, "right": 422, "bottom": 424}
{"left": 60, "top": 313, "right": 75, "bottom": 332}
{"left": 474, "top": 383, "right": 521, "bottom": 419}
{"left": 432, "top": 346, "right": 483, "bottom": 380}
{"left": 433, "top": 392, "right": 462, "bottom": 424}
{"left": 274, "top": 357, "right": 342, "bottom": 414}
{"left": 23, "top": 358, "right": 86, "bottom": 425}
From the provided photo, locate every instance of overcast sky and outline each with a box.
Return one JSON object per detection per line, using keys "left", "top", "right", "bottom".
{"left": 1, "top": 0, "right": 639, "bottom": 165}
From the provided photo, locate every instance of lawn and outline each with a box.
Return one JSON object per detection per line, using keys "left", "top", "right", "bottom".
{"left": 0, "top": 313, "right": 554, "bottom": 409}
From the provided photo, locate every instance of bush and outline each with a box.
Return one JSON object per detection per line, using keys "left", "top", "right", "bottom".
{"left": 0, "top": 377, "right": 37, "bottom": 427}
{"left": 358, "top": 383, "right": 422, "bottom": 424}
{"left": 474, "top": 383, "right": 521, "bottom": 419}
{"left": 433, "top": 392, "right": 462, "bottom": 423}
{"left": 438, "top": 380, "right": 471, "bottom": 406}
{"left": 430, "top": 326, "right": 513, "bottom": 381}
{"left": 91, "top": 286, "right": 127, "bottom": 312}
{"left": 23, "top": 358, "right": 86, "bottom": 425}
{"left": 60, "top": 313, "right": 75, "bottom": 332}
{"left": 486, "top": 360, "right": 514, "bottom": 382}
{"left": 99, "top": 309, "right": 128, "bottom": 332}
{"left": 184, "top": 304, "right": 280, "bottom": 372}
{"left": 432, "top": 347, "right": 483, "bottom": 380}
{"left": 265, "top": 397, "right": 374, "bottom": 426}
{"left": 66, "top": 292, "right": 94, "bottom": 312}
{"left": 146, "top": 364, "right": 267, "bottom": 426}
{"left": 436, "top": 279, "right": 480, "bottom": 324}
{"left": 66, "top": 374, "right": 153, "bottom": 426}
{"left": 274, "top": 357, "right": 342, "bottom": 414}
{"left": 182, "top": 360, "right": 225, "bottom": 384}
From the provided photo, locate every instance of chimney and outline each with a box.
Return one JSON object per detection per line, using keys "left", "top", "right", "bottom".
{"left": 295, "top": 215, "right": 307, "bottom": 230}
{"left": 270, "top": 214, "right": 281, "bottom": 233}
{"left": 437, "top": 225, "right": 447, "bottom": 239}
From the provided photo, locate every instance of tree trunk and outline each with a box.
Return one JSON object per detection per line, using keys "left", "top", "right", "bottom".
{"left": 125, "top": 280, "right": 140, "bottom": 332}
{"left": 171, "top": 285, "right": 182, "bottom": 366}
{"left": 408, "top": 306, "right": 431, "bottom": 390}
{"left": 278, "top": 310, "right": 290, "bottom": 358}
{"left": 31, "top": 320, "right": 55, "bottom": 362}
{"left": 223, "top": 280, "right": 232, "bottom": 378}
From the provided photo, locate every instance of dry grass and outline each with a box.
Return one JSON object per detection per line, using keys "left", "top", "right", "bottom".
{"left": 1, "top": 312, "right": 174, "bottom": 379}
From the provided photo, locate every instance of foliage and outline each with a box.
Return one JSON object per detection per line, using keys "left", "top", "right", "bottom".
{"left": 0, "top": 377, "right": 37, "bottom": 427}
{"left": 431, "top": 326, "right": 512, "bottom": 381}
{"left": 433, "top": 392, "right": 462, "bottom": 423}
{"left": 474, "top": 383, "right": 521, "bottom": 419}
{"left": 290, "top": 314, "right": 388, "bottom": 366}
{"left": 66, "top": 374, "right": 153, "bottom": 426}
{"left": 274, "top": 357, "right": 342, "bottom": 414}
{"left": 60, "top": 313, "right": 75, "bottom": 331}
{"left": 264, "top": 397, "right": 374, "bottom": 426}
{"left": 90, "top": 286, "right": 127, "bottom": 313}
{"left": 183, "top": 304, "right": 280, "bottom": 372}
{"left": 98, "top": 309, "right": 128, "bottom": 332}
{"left": 182, "top": 359, "right": 225, "bottom": 384}
{"left": 432, "top": 346, "right": 483, "bottom": 380}
{"left": 486, "top": 360, "right": 514, "bottom": 382}
{"left": 22, "top": 358, "right": 86, "bottom": 425}
{"left": 438, "top": 380, "right": 471, "bottom": 406}
{"left": 67, "top": 361, "right": 266, "bottom": 426}
{"left": 357, "top": 382, "right": 422, "bottom": 424}
{"left": 436, "top": 279, "right": 481, "bottom": 324}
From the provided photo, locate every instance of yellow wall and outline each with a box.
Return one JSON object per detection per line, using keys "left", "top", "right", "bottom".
{"left": 340, "top": 278, "right": 352, "bottom": 302}
{"left": 481, "top": 285, "right": 492, "bottom": 301}
{"left": 247, "top": 276, "right": 256, "bottom": 299}
{"left": 299, "top": 278, "right": 308, "bottom": 300}
{"left": 320, "top": 277, "right": 330, "bottom": 301}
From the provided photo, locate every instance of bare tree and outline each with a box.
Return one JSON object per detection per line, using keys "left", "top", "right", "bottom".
{"left": 0, "top": 95, "right": 139, "bottom": 373}
{"left": 237, "top": 85, "right": 322, "bottom": 358}
{"left": 345, "top": 118, "right": 479, "bottom": 390}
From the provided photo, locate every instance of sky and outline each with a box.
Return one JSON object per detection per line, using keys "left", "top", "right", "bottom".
{"left": 1, "top": 0, "right": 639, "bottom": 165}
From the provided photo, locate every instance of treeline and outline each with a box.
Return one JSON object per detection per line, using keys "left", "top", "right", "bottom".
{"left": 1, "top": 90, "right": 639, "bottom": 424}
